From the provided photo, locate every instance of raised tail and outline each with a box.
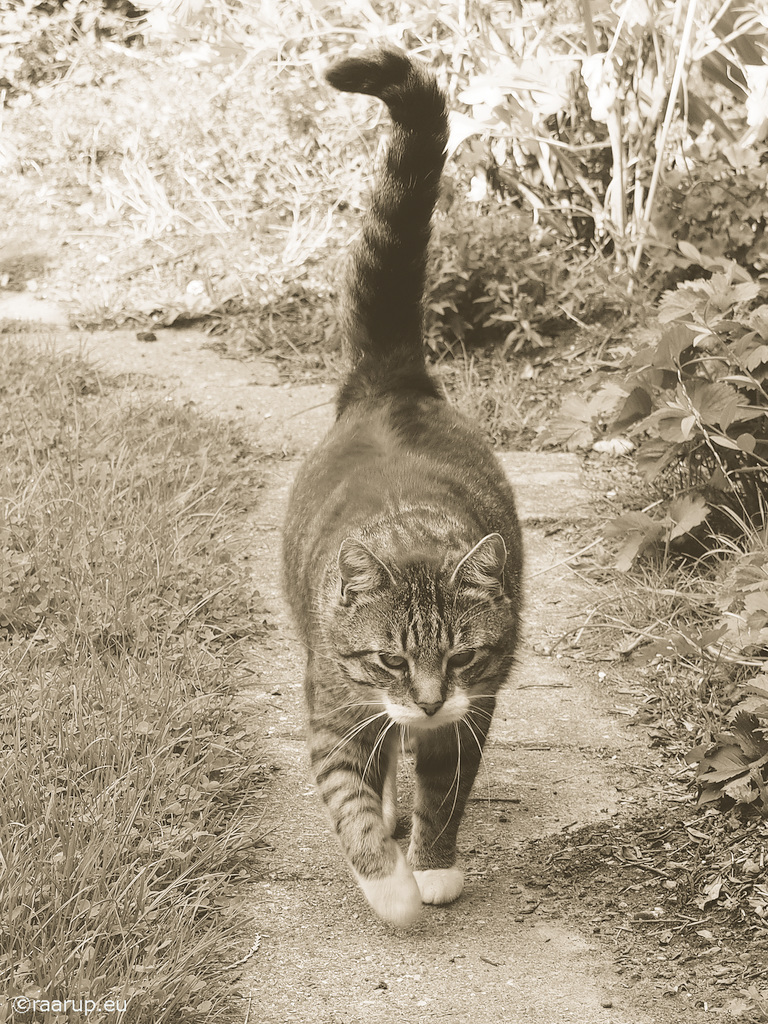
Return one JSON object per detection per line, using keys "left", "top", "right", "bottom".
{"left": 325, "top": 49, "right": 449, "bottom": 413}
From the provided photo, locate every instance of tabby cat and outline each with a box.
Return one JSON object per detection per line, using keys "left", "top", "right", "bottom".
{"left": 282, "top": 48, "right": 523, "bottom": 927}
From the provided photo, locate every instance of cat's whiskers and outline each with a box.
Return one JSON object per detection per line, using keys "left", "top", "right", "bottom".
{"left": 465, "top": 695, "right": 496, "bottom": 723}
{"left": 313, "top": 698, "right": 385, "bottom": 721}
{"left": 359, "top": 717, "right": 398, "bottom": 798}
{"left": 460, "top": 709, "right": 492, "bottom": 805}
{"left": 427, "top": 722, "right": 463, "bottom": 846}
{"left": 314, "top": 710, "right": 391, "bottom": 780}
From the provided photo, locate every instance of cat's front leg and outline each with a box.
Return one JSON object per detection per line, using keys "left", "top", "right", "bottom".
{"left": 408, "top": 699, "right": 495, "bottom": 905}
{"left": 309, "top": 723, "right": 420, "bottom": 927}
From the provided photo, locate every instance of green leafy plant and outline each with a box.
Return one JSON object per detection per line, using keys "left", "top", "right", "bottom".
{"left": 687, "top": 675, "right": 768, "bottom": 813}
{"left": 716, "top": 528, "right": 768, "bottom": 658}
{"left": 550, "top": 246, "right": 768, "bottom": 569}
{"left": 448, "top": 0, "right": 768, "bottom": 265}
{"left": 426, "top": 203, "right": 561, "bottom": 354}
{"left": 651, "top": 148, "right": 768, "bottom": 278}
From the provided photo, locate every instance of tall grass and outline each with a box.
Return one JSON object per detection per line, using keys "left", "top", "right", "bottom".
{"left": 0, "top": 341, "right": 266, "bottom": 1022}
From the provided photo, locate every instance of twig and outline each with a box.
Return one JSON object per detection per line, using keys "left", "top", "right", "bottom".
{"left": 225, "top": 936, "right": 262, "bottom": 971}
{"left": 243, "top": 993, "right": 254, "bottom": 1024}
{"left": 526, "top": 538, "right": 601, "bottom": 579}
{"left": 630, "top": 0, "right": 699, "bottom": 281}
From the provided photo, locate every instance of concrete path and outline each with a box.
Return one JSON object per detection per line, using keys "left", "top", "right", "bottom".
{"left": 5, "top": 314, "right": 706, "bottom": 1024}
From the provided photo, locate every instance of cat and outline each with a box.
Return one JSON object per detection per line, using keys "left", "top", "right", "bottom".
{"left": 282, "top": 47, "right": 523, "bottom": 928}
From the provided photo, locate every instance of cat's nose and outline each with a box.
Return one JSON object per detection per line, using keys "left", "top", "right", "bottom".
{"left": 417, "top": 700, "right": 443, "bottom": 716}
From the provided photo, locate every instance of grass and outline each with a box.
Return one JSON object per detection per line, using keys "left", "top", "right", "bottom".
{"left": 443, "top": 351, "right": 562, "bottom": 449}
{"left": 0, "top": 340, "right": 268, "bottom": 1022}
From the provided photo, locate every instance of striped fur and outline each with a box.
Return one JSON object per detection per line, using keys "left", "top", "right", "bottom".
{"left": 282, "top": 48, "right": 523, "bottom": 928}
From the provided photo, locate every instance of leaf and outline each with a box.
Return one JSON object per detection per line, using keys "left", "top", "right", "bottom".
{"left": 695, "top": 876, "right": 723, "bottom": 908}
{"left": 729, "top": 711, "right": 768, "bottom": 759}
{"left": 605, "top": 511, "right": 664, "bottom": 570}
{"left": 685, "top": 381, "right": 740, "bottom": 430}
{"left": 654, "top": 324, "right": 696, "bottom": 365}
{"left": 736, "top": 432, "right": 756, "bottom": 453}
{"left": 614, "top": 534, "right": 649, "bottom": 572}
{"left": 540, "top": 395, "right": 596, "bottom": 450}
{"left": 747, "top": 675, "right": 768, "bottom": 700}
{"left": 710, "top": 434, "right": 741, "bottom": 450}
{"left": 652, "top": 407, "right": 697, "bottom": 443}
{"left": 667, "top": 495, "right": 709, "bottom": 541}
{"left": 678, "top": 240, "right": 703, "bottom": 263}
{"left": 686, "top": 742, "right": 708, "bottom": 765}
{"left": 447, "top": 111, "right": 487, "bottom": 157}
{"left": 604, "top": 510, "right": 661, "bottom": 539}
{"left": 635, "top": 438, "right": 681, "bottom": 480}
{"left": 723, "top": 775, "right": 759, "bottom": 804}
{"left": 658, "top": 285, "right": 707, "bottom": 323}
{"left": 611, "top": 386, "right": 651, "bottom": 432}
{"left": 731, "top": 281, "right": 762, "bottom": 306}
{"left": 457, "top": 82, "right": 506, "bottom": 107}
{"left": 697, "top": 742, "right": 752, "bottom": 782}
{"left": 746, "top": 344, "right": 768, "bottom": 370}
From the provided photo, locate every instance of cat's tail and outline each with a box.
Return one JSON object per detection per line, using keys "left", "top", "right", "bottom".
{"left": 325, "top": 49, "right": 448, "bottom": 412}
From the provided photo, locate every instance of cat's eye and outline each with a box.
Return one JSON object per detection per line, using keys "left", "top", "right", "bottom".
{"left": 447, "top": 650, "right": 475, "bottom": 670}
{"left": 379, "top": 653, "right": 408, "bottom": 671}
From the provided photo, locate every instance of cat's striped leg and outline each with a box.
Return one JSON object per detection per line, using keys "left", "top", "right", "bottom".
{"left": 381, "top": 744, "right": 398, "bottom": 836}
{"left": 408, "top": 698, "right": 495, "bottom": 905}
{"left": 309, "top": 721, "right": 420, "bottom": 927}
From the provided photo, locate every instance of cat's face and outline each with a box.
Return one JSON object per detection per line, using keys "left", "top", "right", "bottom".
{"left": 326, "top": 534, "right": 518, "bottom": 730}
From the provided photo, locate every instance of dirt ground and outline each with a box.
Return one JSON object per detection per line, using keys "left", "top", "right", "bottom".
{"left": 2, "top": 299, "right": 754, "bottom": 1023}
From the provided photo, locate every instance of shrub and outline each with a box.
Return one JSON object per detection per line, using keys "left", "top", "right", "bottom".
{"left": 546, "top": 243, "right": 768, "bottom": 560}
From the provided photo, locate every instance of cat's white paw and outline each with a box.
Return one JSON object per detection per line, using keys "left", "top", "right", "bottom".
{"left": 413, "top": 866, "right": 464, "bottom": 905}
{"left": 355, "top": 847, "right": 421, "bottom": 927}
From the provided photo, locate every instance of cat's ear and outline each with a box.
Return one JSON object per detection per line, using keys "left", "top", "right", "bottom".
{"left": 450, "top": 533, "right": 507, "bottom": 598}
{"left": 338, "top": 538, "right": 394, "bottom": 604}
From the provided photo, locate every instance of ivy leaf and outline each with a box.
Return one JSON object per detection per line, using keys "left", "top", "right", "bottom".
{"left": 667, "top": 495, "right": 709, "bottom": 541}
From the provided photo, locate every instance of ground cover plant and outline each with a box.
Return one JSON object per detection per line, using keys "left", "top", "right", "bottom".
{"left": 545, "top": 244, "right": 768, "bottom": 794}
{"left": 539, "top": 246, "right": 768, "bottom": 1014}
{"left": 0, "top": 340, "right": 268, "bottom": 1022}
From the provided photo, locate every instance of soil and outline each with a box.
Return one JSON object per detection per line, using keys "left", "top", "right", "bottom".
{"left": 2, "top": 297, "right": 760, "bottom": 1023}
